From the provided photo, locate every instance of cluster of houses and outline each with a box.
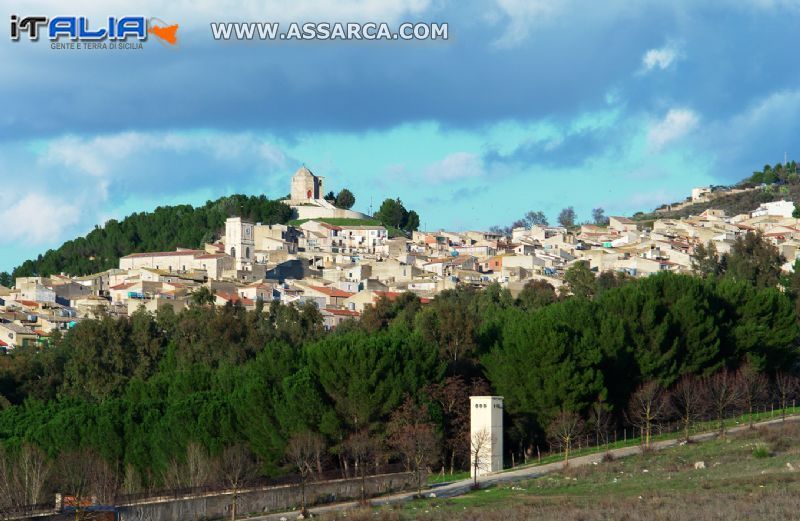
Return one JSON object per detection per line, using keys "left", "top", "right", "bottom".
{"left": 1, "top": 172, "right": 799, "bottom": 351}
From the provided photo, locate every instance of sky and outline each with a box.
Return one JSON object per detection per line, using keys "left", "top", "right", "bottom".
{"left": 3, "top": 0, "right": 800, "bottom": 272}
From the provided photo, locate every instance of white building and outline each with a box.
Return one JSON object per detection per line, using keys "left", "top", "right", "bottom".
{"left": 470, "top": 396, "right": 504, "bottom": 477}
{"left": 751, "top": 200, "right": 795, "bottom": 218}
{"left": 225, "top": 217, "right": 255, "bottom": 271}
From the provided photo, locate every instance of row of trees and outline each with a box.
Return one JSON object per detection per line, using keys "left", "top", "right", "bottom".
{"left": 491, "top": 206, "right": 610, "bottom": 234}
{"left": 373, "top": 198, "right": 420, "bottom": 233}
{"left": 547, "top": 366, "right": 800, "bottom": 464}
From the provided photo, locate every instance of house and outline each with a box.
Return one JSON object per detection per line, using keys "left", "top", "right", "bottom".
{"left": 0, "top": 321, "right": 38, "bottom": 349}
{"left": 609, "top": 216, "right": 638, "bottom": 233}
{"left": 751, "top": 200, "right": 795, "bottom": 218}
{"left": 321, "top": 307, "right": 361, "bottom": 330}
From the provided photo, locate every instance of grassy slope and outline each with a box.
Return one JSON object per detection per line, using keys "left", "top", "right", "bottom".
{"left": 330, "top": 420, "right": 800, "bottom": 521}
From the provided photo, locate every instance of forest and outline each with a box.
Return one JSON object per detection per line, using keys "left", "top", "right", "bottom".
{"left": 0, "top": 233, "right": 798, "bottom": 510}
{"left": 9, "top": 195, "right": 293, "bottom": 280}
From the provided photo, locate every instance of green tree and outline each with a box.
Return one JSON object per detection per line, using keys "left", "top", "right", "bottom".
{"left": 404, "top": 210, "right": 420, "bottom": 232}
{"left": 334, "top": 189, "right": 356, "bottom": 210}
{"left": 692, "top": 241, "right": 722, "bottom": 278}
{"left": 591, "top": 207, "right": 608, "bottom": 226}
{"left": 523, "top": 211, "right": 548, "bottom": 228}
{"left": 558, "top": 206, "right": 577, "bottom": 228}
{"left": 563, "top": 261, "right": 596, "bottom": 299}
{"left": 375, "top": 198, "right": 408, "bottom": 229}
{"left": 722, "top": 232, "right": 784, "bottom": 288}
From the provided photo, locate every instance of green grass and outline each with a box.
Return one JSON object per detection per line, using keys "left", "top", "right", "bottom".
{"left": 427, "top": 471, "right": 470, "bottom": 485}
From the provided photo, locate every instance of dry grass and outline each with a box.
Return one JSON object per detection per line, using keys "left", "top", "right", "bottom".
{"left": 322, "top": 421, "right": 800, "bottom": 521}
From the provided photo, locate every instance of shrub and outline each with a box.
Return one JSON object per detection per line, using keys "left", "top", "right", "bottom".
{"left": 752, "top": 444, "right": 771, "bottom": 458}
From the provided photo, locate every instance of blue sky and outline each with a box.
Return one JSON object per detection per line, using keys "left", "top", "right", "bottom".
{"left": 3, "top": 0, "right": 800, "bottom": 272}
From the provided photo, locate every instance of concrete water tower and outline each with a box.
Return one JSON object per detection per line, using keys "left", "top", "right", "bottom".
{"left": 470, "top": 396, "right": 503, "bottom": 477}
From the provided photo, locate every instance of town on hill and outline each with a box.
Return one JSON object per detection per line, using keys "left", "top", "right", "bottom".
{"left": 1, "top": 164, "right": 800, "bottom": 345}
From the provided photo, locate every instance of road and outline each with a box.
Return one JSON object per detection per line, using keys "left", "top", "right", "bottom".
{"left": 252, "top": 414, "right": 800, "bottom": 520}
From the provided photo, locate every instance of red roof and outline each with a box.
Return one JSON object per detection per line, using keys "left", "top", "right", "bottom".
{"left": 0, "top": 340, "right": 7, "bottom": 347}
{"left": 310, "top": 286, "right": 355, "bottom": 298}
{"left": 216, "top": 292, "right": 255, "bottom": 306}
{"left": 110, "top": 282, "right": 136, "bottom": 291}
{"left": 16, "top": 300, "right": 39, "bottom": 307}
{"left": 373, "top": 291, "right": 431, "bottom": 305}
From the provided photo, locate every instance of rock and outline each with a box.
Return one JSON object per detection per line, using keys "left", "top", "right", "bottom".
{"left": 694, "top": 461, "right": 706, "bottom": 470}
{"left": 280, "top": 517, "right": 287, "bottom": 521}
{"left": 787, "top": 462, "right": 795, "bottom": 471}
{"left": 642, "top": 469, "right": 649, "bottom": 473}
{"left": 428, "top": 493, "right": 436, "bottom": 498}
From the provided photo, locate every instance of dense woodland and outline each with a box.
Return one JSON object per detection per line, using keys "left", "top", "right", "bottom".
{"left": 0, "top": 233, "right": 799, "bottom": 509}
{"left": 9, "top": 195, "right": 294, "bottom": 280}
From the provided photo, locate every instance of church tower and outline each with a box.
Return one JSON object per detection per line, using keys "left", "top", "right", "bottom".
{"left": 225, "top": 217, "right": 254, "bottom": 271}
{"left": 290, "top": 165, "right": 324, "bottom": 202}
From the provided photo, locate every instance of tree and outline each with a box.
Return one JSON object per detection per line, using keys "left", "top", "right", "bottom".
{"left": 705, "top": 370, "right": 743, "bottom": 435}
{"left": 334, "top": 189, "right": 356, "bottom": 210}
{"left": 627, "top": 381, "right": 666, "bottom": 449}
{"left": 523, "top": 211, "right": 548, "bottom": 228}
{"left": 668, "top": 375, "right": 708, "bottom": 442}
{"left": 692, "top": 241, "right": 721, "bottom": 278}
{"left": 0, "top": 272, "right": 11, "bottom": 288}
{"left": 516, "top": 280, "right": 557, "bottom": 311}
{"left": 218, "top": 444, "right": 259, "bottom": 521}
{"left": 387, "top": 398, "right": 439, "bottom": 496}
{"left": 563, "top": 261, "right": 596, "bottom": 299}
{"left": 557, "top": 206, "right": 577, "bottom": 228}
{"left": 774, "top": 372, "right": 799, "bottom": 420}
{"left": 404, "top": 210, "right": 420, "bottom": 232}
{"left": 375, "top": 198, "right": 408, "bottom": 229}
{"left": 722, "top": 232, "right": 784, "bottom": 288}
{"left": 591, "top": 207, "right": 608, "bottom": 226}
{"left": 286, "top": 431, "right": 326, "bottom": 516}
{"left": 587, "top": 399, "right": 612, "bottom": 447}
{"left": 469, "top": 428, "right": 493, "bottom": 488}
{"left": 343, "top": 430, "right": 382, "bottom": 504}
{"left": 546, "top": 410, "right": 584, "bottom": 465}
{"left": 737, "top": 363, "right": 768, "bottom": 428}
{"left": 0, "top": 444, "right": 50, "bottom": 513}
{"left": 190, "top": 286, "right": 216, "bottom": 306}
{"left": 324, "top": 190, "right": 336, "bottom": 203}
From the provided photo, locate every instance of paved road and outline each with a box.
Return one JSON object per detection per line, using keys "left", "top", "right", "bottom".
{"left": 253, "top": 414, "right": 800, "bottom": 520}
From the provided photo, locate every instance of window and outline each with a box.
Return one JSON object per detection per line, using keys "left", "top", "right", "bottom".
{"left": 245, "top": 247, "right": 250, "bottom": 259}
{"left": 231, "top": 247, "right": 236, "bottom": 258}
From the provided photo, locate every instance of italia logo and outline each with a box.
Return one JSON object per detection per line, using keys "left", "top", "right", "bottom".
{"left": 10, "top": 15, "right": 179, "bottom": 46}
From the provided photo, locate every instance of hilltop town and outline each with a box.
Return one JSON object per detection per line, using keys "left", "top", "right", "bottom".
{"left": 1, "top": 165, "right": 798, "bottom": 350}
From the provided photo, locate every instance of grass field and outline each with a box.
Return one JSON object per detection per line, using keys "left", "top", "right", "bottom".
{"left": 330, "top": 420, "right": 800, "bottom": 521}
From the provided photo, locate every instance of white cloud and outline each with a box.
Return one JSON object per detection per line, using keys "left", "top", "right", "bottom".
{"left": 424, "top": 152, "right": 484, "bottom": 182}
{"left": 6, "top": 0, "right": 434, "bottom": 26}
{"left": 0, "top": 193, "right": 80, "bottom": 244}
{"left": 647, "top": 109, "right": 700, "bottom": 152}
{"left": 490, "top": 0, "right": 565, "bottom": 47}
{"left": 641, "top": 43, "right": 681, "bottom": 72}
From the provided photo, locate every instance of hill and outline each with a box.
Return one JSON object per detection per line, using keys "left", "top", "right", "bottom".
{"left": 11, "top": 195, "right": 292, "bottom": 279}
{"left": 358, "top": 420, "right": 800, "bottom": 521}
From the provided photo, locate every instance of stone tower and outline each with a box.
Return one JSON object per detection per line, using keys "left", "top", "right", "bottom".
{"left": 290, "top": 165, "right": 324, "bottom": 202}
{"left": 225, "top": 217, "right": 254, "bottom": 271}
{"left": 470, "top": 396, "right": 504, "bottom": 477}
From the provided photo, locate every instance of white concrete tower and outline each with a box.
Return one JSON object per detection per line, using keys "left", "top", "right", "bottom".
{"left": 470, "top": 396, "right": 503, "bottom": 477}
{"left": 225, "top": 217, "right": 255, "bottom": 271}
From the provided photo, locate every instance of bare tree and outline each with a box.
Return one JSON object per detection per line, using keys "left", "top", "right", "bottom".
{"left": 469, "top": 428, "right": 494, "bottom": 488}
{"left": 774, "top": 372, "right": 799, "bottom": 421}
{"left": 387, "top": 398, "right": 440, "bottom": 496}
{"left": 546, "top": 410, "right": 584, "bottom": 466}
{"left": 587, "top": 400, "right": 612, "bottom": 447}
{"left": 0, "top": 443, "right": 51, "bottom": 515}
{"left": 628, "top": 381, "right": 667, "bottom": 449}
{"left": 161, "top": 442, "right": 214, "bottom": 493}
{"left": 285, "top": 431, "right": 326, "bottom": 516}
{"left": 705, "top": 370, "right": 744, "bottom": 436}
{"left": 218, "top": 443, "right": 259, "bottom": 521}
{"left": 737, "top": 363, "right": 768, "bottom": 428}
{"left": 343, "top": 430, "right": 381, "bottom": 504}
{"left": 56, "top": 448, "right": 119, "bottom": 520}
{"left": 669, "top": 375, "right": 708, "bottom": 442}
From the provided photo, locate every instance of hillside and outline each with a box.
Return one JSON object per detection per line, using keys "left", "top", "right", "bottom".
{"left": 352, "top": 420, "right": 800, "bottom": 521}
{"left": 12, "top": 195, "right": 292, "bottom": 279}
